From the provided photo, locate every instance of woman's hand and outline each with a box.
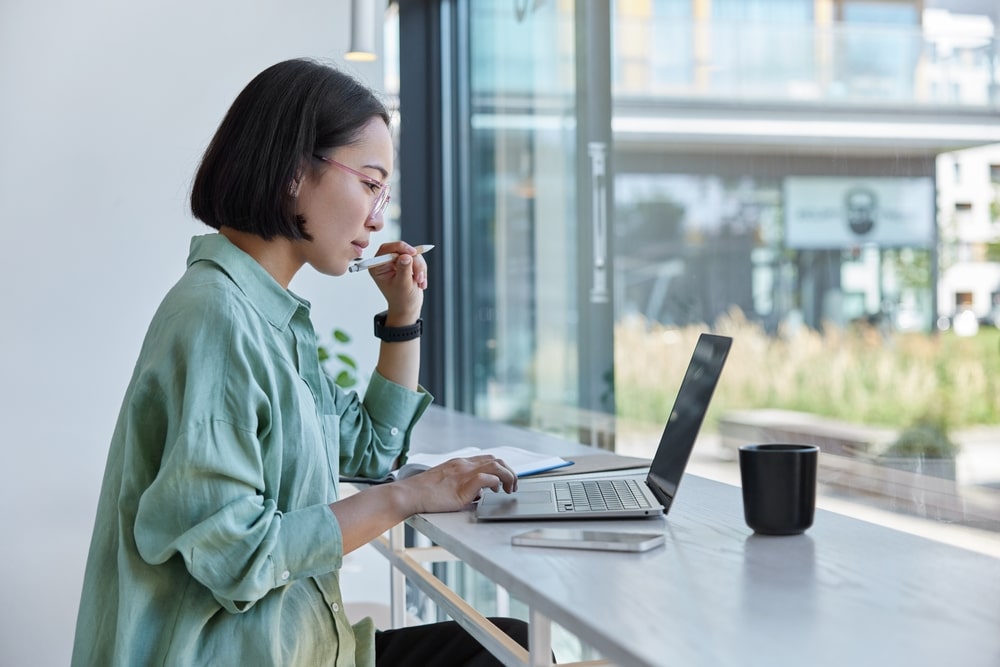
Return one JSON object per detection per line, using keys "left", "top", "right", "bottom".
{"left": 330, "top": 455, "right": 517, "bottom": 554}
{"left": 396, "top": 455, "right": 518, "bottom": 514}
{"left": 368, "top": 241, "right": 427, "bottom": 325}
{"left": 369, "top": 241, "right": 428, "bottom": 391}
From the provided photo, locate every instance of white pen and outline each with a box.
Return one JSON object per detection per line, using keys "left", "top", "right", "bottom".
{"left": 348, "top": 244, "right": 435, "bottom": 273}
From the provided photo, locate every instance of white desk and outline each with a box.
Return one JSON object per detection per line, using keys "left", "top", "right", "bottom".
{"left": 372, "top": 407, "right": 1000, "bottom": 667}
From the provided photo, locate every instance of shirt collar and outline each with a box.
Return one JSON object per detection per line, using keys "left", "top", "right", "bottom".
{"left": 186, "top": 234, "right": 308, "bottom": 330}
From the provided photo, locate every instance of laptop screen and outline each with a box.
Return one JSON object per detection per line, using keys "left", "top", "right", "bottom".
{"left": 646, "top": 333, "right": 732, "bottom": 511}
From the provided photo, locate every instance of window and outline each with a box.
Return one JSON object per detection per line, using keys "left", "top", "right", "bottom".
{"left": 399, "top": 0, "right": 1000, "bottom": 581}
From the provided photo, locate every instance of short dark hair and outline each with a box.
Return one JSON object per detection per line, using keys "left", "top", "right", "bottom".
{"left": 191, "top": 59, "right": 390, "bottom": 240}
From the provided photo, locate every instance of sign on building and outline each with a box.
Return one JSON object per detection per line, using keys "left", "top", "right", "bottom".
{"left": 784, "top": 177, "right": 934, "bottom": 249}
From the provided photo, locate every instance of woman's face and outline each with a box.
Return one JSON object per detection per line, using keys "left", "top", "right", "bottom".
{"left": 294, "top": 116, "right": 393, "bottom": 276}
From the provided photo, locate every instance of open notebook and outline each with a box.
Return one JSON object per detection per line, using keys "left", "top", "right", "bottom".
{"left": 340, "top": 446, "right": 571, "bottom": 484}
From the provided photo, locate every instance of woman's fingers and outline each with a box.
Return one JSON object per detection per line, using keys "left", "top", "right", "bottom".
{"left": 404, "top": 456, "right": 518, "bottom": 513}
{"left": 369, "top": 244, "right": 428, "bottom": 311}
{"left": 455, "top": 455, "right": 517, "bottom": 491}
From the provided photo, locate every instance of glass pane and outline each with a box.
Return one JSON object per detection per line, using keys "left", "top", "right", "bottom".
{"left": 610, "top": 0, "right": 1000, "bottom": 546}
{"left": 465, "top": 1, "right": 580, "bottom": 425}
{"left": 446, "top": 0, "right": 1000, "bottom": 546}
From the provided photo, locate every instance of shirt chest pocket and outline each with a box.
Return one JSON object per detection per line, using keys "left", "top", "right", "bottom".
{"left": 277, "top": 378, "right": 340, "bottom": 501}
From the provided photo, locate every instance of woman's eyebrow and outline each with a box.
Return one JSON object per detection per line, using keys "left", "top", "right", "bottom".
{"left": 362, "top": 163, "right": 389, "bottom": 180}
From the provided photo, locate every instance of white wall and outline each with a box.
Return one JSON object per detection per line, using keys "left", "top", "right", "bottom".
{"left": 936, "top": 144, "right": 1000, "bottom": 317}
{"left": 0, "top": 1, "right": 392, "bottom": 664}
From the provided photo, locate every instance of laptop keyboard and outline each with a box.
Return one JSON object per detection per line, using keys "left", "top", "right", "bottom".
{"left": 553, "top": 479, "right": 653, "bottom": 512}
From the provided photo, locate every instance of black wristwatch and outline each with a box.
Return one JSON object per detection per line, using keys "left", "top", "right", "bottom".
{"left": 373, "top": 310, "right": 422, "bottom": 342}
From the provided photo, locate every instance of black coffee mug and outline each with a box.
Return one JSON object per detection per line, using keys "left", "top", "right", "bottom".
{"left": 739, "top": 444, "right": 819, "bottom": 535}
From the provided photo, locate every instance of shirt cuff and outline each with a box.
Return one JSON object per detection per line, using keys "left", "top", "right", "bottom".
{"left": 268, "top": 503, "right": 344, "bottom": 587}
{"left": 363, "top": 372, "right": 433, "bottom": 466}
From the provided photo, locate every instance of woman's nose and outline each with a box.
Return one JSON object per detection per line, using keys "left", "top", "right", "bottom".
{"left": 366, "top": 211, "right": 385, "bottom": 231}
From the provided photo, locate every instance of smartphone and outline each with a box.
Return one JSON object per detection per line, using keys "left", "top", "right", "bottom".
{"left": 511, "top": 528, "right": 665, "bottom": 552}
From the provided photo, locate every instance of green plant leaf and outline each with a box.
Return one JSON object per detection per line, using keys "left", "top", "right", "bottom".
{"left": 335, "top": 370, "right": 357, "bottom": 388}
{"left": 318, "top": 328, "right": 360, "bottom": 390}
{"left": 336, "top": 353, "right": 358, "bottom": 369}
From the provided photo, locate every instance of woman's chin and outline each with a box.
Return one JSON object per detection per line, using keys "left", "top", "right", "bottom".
{"left": 309, "top": 260, "right": 351, "bottom": 278}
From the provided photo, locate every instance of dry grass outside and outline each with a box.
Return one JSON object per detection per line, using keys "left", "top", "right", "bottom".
{"left": 614, "top": 309, "right": 1000, "bottom": 432}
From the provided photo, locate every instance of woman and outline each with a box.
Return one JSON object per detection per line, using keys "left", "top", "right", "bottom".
{"left": 71, "top": 59, "right": 524, "bottom": 666}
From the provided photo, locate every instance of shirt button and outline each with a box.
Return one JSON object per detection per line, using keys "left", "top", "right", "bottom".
{"left": 280, "top": 570, "right": 290, "bottom": 581}
{"left": 331, "top": 602, "right": 340, "bottom": 613}
{"left": 390, "top": 427, "right": 400, "bottom": 436}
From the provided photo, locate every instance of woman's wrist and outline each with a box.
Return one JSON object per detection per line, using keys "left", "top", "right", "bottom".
{"left": 384, "top": 314, "right": 420, "bottom": 328}
{"left": 383, "top": 306, "right": 422, "bottom": 327}
{"left": 383, "top": 477, "right": 421, "bottom": 517}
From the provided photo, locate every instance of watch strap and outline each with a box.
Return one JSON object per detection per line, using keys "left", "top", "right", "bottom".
{"left": 373, "top": 310, "right": 422, "bottom": 342}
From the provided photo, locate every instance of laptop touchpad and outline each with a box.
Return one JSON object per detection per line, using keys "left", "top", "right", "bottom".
{"left": 515, "top": 491, "right": 551, "bottom": 504}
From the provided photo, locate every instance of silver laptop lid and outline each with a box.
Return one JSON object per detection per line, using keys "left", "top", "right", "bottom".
{"left": 645, "top": 333, "right": 732, "bottom": 512}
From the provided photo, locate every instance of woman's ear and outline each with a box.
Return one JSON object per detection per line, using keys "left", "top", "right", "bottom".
{"left": 289, "top": 163, "right": 307, "bottom": 197}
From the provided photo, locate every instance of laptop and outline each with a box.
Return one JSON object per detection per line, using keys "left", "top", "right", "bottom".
{"left": 476, "top": 333, "right": 732, "bottom": 521}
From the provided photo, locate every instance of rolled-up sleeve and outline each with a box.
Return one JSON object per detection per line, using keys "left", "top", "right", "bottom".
{"left": 134, "top": 418, "right": 345, "bottom": 613}
{"left": 334, "top": 371, "right": 433, "bottom": 479}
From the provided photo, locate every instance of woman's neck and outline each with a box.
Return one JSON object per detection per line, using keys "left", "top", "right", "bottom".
{"left": 219, "top": 227, "right": 301, "bottom": 288}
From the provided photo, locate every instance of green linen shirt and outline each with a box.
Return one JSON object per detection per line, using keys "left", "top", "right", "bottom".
{"left": 72, "top": 234, "right": 432, "bottom": 666}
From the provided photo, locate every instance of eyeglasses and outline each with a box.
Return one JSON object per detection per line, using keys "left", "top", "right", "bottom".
{"left": 314, "top": 155, "right": 391, "bottom": 219}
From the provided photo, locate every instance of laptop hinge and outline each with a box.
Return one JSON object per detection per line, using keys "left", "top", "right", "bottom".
{"left": 647, "top": 473, "right": 676, "bottom": 512}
